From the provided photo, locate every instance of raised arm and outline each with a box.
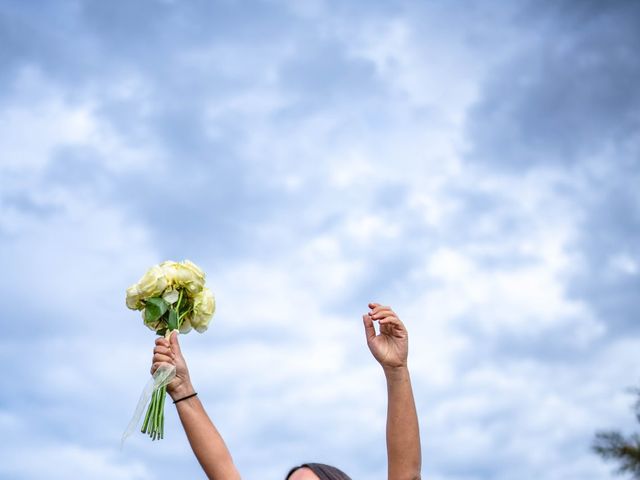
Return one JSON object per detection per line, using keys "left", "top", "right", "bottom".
{"left": 363, "top": 303, "right": 422, "bottom": 480}
{"left": 152, "top": 332, "right": 241, "bottom": 480}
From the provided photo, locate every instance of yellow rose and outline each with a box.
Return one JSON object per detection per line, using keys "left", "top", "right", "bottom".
{"left": 159, "top": 260, "right": 179, "bottom": 285}
{"left": 182, "top": 260, "right": 205, "bottom": 281}
{"left": 191, "top": 287, "right": 215, "bottom": 333}
{"left": 159, "top": 260, "right": 205, "bottom": 295}
{"left": 125, "top": 285, "right": 144, "bottom": 310}
{"left": 173, "top": 261, "right": 205, "bottom": 295}
{"left": 136, "top": 265, "right": 169, "bottom": 299}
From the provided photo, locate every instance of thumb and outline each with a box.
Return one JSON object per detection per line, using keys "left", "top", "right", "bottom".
{"left": 363, "top": 314, "right": 376, "bottom": 343}
{"left": 169, "top": 330, "right": 182, "bottom": 354}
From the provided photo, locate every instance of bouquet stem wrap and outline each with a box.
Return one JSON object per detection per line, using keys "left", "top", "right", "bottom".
{"left": 121, "top": 360, "right": 175, "bottom": 447}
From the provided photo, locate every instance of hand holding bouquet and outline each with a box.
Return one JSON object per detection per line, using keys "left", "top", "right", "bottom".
{"left": 123, "top": 260, "right": 215, "bottom": 442}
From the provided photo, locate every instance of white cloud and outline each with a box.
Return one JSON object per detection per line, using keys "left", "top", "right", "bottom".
{"left": 0, "top": 443, "right": 152, "bottom": 480}
{"left": 0, "top": 68, "right": 160, "bottom": 176}
{"left": 340, "top": 16, "right": 482, "bottom": 123}
{"left": 1, "top": 2, "right": 637, "bottom": 479}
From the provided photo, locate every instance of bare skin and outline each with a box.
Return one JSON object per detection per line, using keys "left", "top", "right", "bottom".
{"left": 287, "top": 467, "right": 321, "bottom": 480}
{"left": 151, "top": 302, "right": 421, "bottom": 480}
{"left": 364, "top": 303, "right": 422, "bottom": 480}
{"left": 152, "top": 333, "right": 241, "bottom": 480}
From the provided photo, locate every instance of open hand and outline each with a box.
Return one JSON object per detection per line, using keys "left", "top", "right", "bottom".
{"left": 363, "top": 303, "right": 409, "bottom": 369}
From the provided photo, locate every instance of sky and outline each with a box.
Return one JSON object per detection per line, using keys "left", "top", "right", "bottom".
{"left": 1, "top": 0, "right": 639, "bottom": 479}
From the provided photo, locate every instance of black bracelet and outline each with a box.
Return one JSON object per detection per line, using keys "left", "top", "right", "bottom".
{"left": 173, "top": 392, "right": 197, "bottom": 404}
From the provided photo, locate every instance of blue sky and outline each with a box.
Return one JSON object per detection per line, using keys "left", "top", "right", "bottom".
{"left": 1, "top": 0, "right": 639, "bottom": 479}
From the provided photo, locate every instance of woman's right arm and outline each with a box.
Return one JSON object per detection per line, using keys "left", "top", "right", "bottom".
{"left": 152, "top": 332, "right": 241, "bottom": 480}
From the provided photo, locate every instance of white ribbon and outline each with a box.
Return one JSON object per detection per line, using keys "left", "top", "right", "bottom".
{"left": 121, "top": 363, "right": 176, "bottom": 448}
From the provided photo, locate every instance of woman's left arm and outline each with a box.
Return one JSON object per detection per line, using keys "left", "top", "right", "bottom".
{"left": 152, "top": 332, "right": 241, "bottom": 480}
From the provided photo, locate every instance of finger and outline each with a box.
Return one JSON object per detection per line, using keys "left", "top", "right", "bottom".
{"left": 378, "top": 314, "right": 402, "bottom": 325}
{"left": 169, "top": 330, "right": 182, "bottom": 355}
{"left": 363, "top": 314, "right": 376, "bottom": 343}
{"left": 378, "top": 315, "right": 407, "bottom": 334}
{"left": 370, "top": 303, "right": 391, "bottom": 312}
{"left": 155, "top": 337, "right": 169, "bottom": 347}
{"left": 153, "top": 353, "right": 173, "bottom": 364}
{"left": 371, "top": 306, "right": 394, "bottom": 318}
{"left": 371, "top": 308, "right": 396, "bottom": 318}
{"left": 151, "top": 361, "right": 172, "bottom": 375}
{"left": 153, "top": 345, "right": 173, "bottom": 356}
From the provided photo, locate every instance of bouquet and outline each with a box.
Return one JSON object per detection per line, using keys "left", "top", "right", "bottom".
{"left": 122, "top": 260, "right": 215, "bottom": 442}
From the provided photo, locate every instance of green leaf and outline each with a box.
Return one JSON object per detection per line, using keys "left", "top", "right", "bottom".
{"left": 145, "top": 297, "right": 169, "bottom": 323}
{"left": 156, "top": 328, "right": 167, "bottom": 336}
{"left": 167, "top": 308, "right": 178, "bottom": 331}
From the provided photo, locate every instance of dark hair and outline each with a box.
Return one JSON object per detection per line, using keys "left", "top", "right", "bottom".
{"left": 286, "top": 462, "right": 352, "bottom": 480}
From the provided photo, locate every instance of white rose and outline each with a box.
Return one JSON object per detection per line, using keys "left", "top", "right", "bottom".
{"left": 160, "top": 260, "right": 179, "bottom": 285}
{"left": 191, "top": 288, "right": 215, "bottom": 333}
{"left": 125, "top": 285, "right": 144, "bottom": 310}
{"left": 136, "top": 265, "right": 168, "bottom": 299}
{"left": 174, "top": 261, "right": 205, "bottom": 295}
{"left": 182, "top": 260, "right": 205, "bottom": 281}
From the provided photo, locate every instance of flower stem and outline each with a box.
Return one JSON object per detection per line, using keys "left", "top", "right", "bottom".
{"left": 159, "top": 386, "right": 166, "bottom": 438}
{"left": 154, "top": 389, "right": 162, "bottom": 437}
{"left": 151, "top": 389, "right": 159, "bottom": 435}
{"left": 141, "top": 368, "right": 170, "bottom": 439}
{"left": 141, "top": 386, "right": 166, "bottom": 440}
{"left": 176, "top": 289, "right": 183, "bottom": 312}
{"left": 141, "top": 392, "right": 153, "bottom": 433}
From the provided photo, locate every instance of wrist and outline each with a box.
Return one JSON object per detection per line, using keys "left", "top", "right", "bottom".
{"left": 169, "top": 381, "right": 195, "bottom": 401}
{"left": 383, "top": 364, "right": 409, "bottom": 380}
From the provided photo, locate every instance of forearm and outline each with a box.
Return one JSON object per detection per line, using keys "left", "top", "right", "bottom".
{"left": 172, "top": 384, "right": 241, "bottom": 480}
{"left": 384, "top": 366, "right": 421, "bottom": 480}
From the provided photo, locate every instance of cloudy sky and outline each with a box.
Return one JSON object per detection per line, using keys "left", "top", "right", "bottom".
{"left": 1, "top": 0, "right": 639, "bottom": 479}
